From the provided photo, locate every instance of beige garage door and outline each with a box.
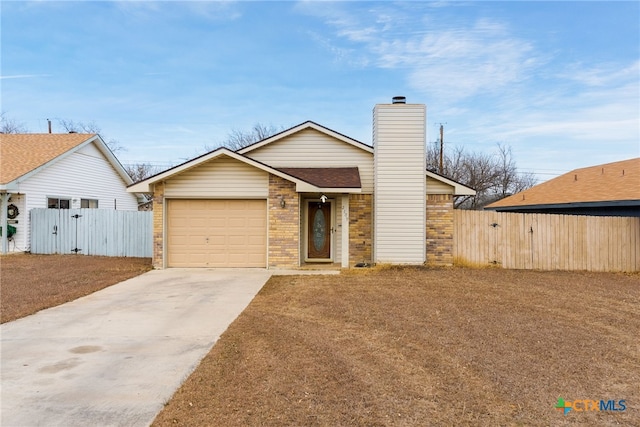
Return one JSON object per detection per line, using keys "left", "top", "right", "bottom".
{"left": 167, "top": 199, "right": 267, "bottom": 267}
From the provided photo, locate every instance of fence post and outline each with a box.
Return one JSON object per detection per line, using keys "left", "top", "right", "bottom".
{"left": 71, "top": 213, "right": 82, "bottom": 254}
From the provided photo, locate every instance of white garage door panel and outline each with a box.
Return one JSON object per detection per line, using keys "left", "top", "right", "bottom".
{"left": 167, "top": 199, "right": 267, "bottom": 267}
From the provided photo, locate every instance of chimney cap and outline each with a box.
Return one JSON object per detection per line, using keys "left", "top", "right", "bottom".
{"left": 392, "top": 96, "right": 406, "bottom": 104}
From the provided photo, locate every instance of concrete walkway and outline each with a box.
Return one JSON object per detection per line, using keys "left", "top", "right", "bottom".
{"left": 0, "top": 268, "right": 327, "bottom": 427}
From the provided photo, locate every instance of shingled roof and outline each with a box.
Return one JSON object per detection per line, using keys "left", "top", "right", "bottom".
{"left": 486, "top": 157, "right": 640, "bottom": 209}
{"left": 277, "top": 167, "right": 361, "bottom": 189}
{"left": 0, "top": 133, "right": 96, "bottom": 184}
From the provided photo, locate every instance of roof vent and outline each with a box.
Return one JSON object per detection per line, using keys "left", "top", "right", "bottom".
{"left": 392, "top": 96, "right": 406, "bottom": 104}
{"left": 69, "top": 131, "right": 77, "bottom": 134}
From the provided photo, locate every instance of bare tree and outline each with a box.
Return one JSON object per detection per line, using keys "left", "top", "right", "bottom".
{"left": 121, "top": 163, "right": 160, "bottom": 208}
{"left": 206, "top": 123, "right": 284, "bottom": 151}
{"left": 56, "top": 119, "right": 125, "bottom": 154}
{"left": 461, "top": 151, "right": 502, "bottom": 209}
{"left": 428, "top": 142, "right": 537, "bottom": 209}
{"left": 511, "top": 171, "right": 537, "bottom": 194}
{"left": 494, "top": 143, "right": 537, "bottom": 198}
{"left": 123, "top": 163, "right": 162, "bottom": 183}
{"left": 57, "top": 118, "right": 100, "bottom": 134}
{"left": 0, "top": 112, "right": 28, "bottom": 134}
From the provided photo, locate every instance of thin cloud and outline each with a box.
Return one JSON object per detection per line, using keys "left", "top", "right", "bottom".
{"left": 0, "top": 74, "right": 52, "bottom": 80}
{"left": 4, "top": 1, "right": 636, "bottom": 175}
{"left": 376, "top": 28, "right": 541, "bottom": 101}
{"left": 299, "top": 3, "right": 545, "bottom": 102}
{"left": 307, "top": 31, "right": 370, "bottom": 67}
{"left": 559, "top": 60, "right": 640, "bottom": 87}
{"left": 114, "top": 0, "right": 242, "bottom": 22}
{"left": 298, "top": 1, "right": 638, "bottom": 172}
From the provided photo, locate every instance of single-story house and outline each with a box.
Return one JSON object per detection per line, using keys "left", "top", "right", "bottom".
{"left": 485, "top": 157, "right": 640, "bottom": 217}
{"left": 0, "top": 133, "right": 143, "bottom": 253}
{"left": 128, "top": 98, "right": 475, "bottom": 269}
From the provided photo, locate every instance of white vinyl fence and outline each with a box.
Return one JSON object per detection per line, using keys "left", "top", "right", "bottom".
{"left": 30, "top": 209, "right": 152, "bottom": 257}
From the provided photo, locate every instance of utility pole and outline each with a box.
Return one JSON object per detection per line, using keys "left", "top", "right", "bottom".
{"left": 439, "top": 124, "right": 444, "bottom": 174}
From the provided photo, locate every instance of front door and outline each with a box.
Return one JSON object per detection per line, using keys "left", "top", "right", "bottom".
{"left": 307, "top": 201, "right": 332, "bottom": 259}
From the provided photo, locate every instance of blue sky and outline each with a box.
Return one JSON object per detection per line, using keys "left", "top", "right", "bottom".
{"left": 2, "top": 1, "right": 639, "bottom": 179}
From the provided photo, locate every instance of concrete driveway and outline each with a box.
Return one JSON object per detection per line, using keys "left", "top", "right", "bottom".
{"left": 0, "top": 268, "right": 275, "bottom": 427}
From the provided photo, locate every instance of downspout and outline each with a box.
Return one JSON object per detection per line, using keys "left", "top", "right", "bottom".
{"left": 1, "top": 192, "right": 9, "bottom": 254}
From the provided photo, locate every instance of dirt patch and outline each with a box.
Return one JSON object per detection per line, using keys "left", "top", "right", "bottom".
{"left": 1, "top": 253, "right": 151, "bottom": 323}
{"left": 153, "top": 267, "right": 639, "bottom": 426}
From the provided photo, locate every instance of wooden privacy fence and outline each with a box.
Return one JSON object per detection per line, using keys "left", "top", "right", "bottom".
{"left": 31, "top": 208, "right": 152, "bottom": 257}
{"left": 454, "top": 210, "right": 639, "bottom": 272}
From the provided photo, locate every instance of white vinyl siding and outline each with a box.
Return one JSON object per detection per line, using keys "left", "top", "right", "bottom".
{"left": 373, "top": 103, "right": 427, "bottom": 264}
{"left": 244, "top": 128, "right": 374, "bottom": 193}
{"left": 427, "top": 175, "right": 454, "bottom": 194}
{"left": 164, "top": 155, "right": 269, "bottom": 198}
{"left": 19, "top": 143, "right": 138, "bottom": 211}
{"left": 10, "top": 142, "right": 138, "bottom": 252}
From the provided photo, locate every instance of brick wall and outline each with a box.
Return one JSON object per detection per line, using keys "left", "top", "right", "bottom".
{"left": 268, "top": 175, "right": 300, "bottom": 268}
{"left": 152, "top": 182, "right": 165, "bottom": 269}
{"left": 349, "top": 194, "right": 372, "bottom": 265}
{"left": 152, "top": 181, "right": 452, "bottom": 269}
{"left": 426, "top": 194, "right": 454, "bottom": 266}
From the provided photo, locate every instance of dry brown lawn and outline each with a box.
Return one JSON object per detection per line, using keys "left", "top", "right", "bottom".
{"left": 153, "top": 267, "right": 639, "bottom": 427}
{"left": 2, "top": 255, "right": 637, "bottom": 425}
{"left": 0, "top": 253, "right": 151, "bottom": 323}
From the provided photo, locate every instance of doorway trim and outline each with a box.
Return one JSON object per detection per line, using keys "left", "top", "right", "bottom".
{"left": 303, "top": 198, "right": 335, "bottom": 263}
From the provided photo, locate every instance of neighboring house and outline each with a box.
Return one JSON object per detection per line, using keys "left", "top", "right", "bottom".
{"left": 129, "top": 98, "right": 475, "bottom": 269}
{"left": 0, "top": 133, "right": 143, "bottom": 253}
{"left": 485, "top": 157, "right": 640, "bottom": 217}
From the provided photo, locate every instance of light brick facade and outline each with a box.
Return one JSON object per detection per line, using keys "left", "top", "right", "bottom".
{"left": 268, "top": 174, "right": 300, "bottom": 268}
{"left": 150, "top": 173, "right": 459, "bottom": 269}
{"left": 349, "top": 194, "right": 372, "bottom": 266}
{"left": 152, "top": 182, "right": 165, "bottom": 269}
{"left": 426, "top": 193, "right": 454, "bottom": 266}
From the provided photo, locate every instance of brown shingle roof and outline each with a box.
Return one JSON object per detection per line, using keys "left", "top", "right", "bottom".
{"left": 277, "top": 167, "right": 361, "bottom": 188}
{"left": 0, "top": 133, "right": 95, "bottom": 185}
{"left": 487, "top": 158, "right": 640, "bottom": 208}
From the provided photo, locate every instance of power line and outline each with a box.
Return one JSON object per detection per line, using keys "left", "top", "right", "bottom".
{"left": 121, "top": 160, "right": 174, "bottom": 167}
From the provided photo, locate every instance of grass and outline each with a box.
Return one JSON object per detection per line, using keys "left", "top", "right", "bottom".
{"left": 2, "top": 256, "right": 637, "bottom": 425}
{"left": 0, "top": 253, "right": 152, "bottom": 323}
{"left": 152, "top": 267, "right": 639, "bottom": 426}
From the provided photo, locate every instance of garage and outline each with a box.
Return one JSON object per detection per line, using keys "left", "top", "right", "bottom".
{"left": 167, "top": 199, "right": 267, "bottom": 267}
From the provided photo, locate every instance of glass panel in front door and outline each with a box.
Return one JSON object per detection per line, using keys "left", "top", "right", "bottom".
{"left": 307, "top": 201, "right": 331, "bottom": 259}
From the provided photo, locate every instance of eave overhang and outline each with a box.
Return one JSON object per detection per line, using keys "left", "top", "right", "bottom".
{"left": 127, "top": 148, "right": 362, "bottom": 194}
